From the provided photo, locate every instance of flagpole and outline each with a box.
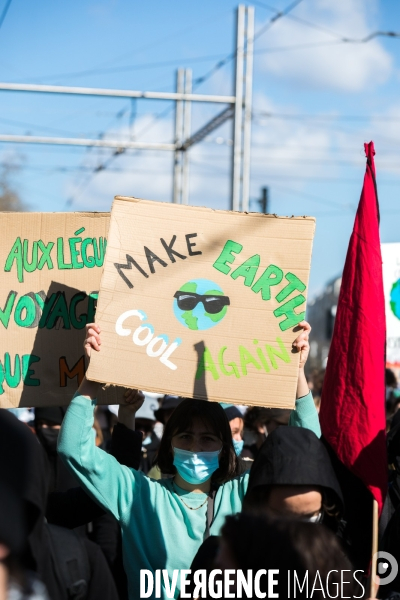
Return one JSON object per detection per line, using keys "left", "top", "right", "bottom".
{"left": 370, "top": 498, "right": 379, "bottom": 598}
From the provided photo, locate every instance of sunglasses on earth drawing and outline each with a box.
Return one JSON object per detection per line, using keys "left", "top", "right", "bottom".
{"left": 173, "top": 291, "right": 230, "bottom": 314}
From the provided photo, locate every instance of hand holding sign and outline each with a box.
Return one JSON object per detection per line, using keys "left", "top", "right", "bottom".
{"left": 84, "top": 323, "right": 102, "bottom": 358}
{"left": 83, "top": 322, "right": 144, "bottom": 422}
{"left": 292, "top": 321, "right": 311, "bottom": 370}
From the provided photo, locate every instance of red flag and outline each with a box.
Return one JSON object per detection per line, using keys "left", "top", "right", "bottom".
{"left": 320, "top": 141, "right": 387, "bottom": 514}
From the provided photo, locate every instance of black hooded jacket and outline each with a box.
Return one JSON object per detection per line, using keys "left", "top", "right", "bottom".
{"left": 34, "top": 406, "right": 79, "bottom": 494}
{"left": 0, "top": 409, "right": 31, "bottom": 555}
{"left": 21, "top": 430, "right": 118, "bottom": 600}
{"left": 47, "top": 423, "right": 143, "bottom": 600}
{"left": 244, "top": 428, "right": 380, "bottom": 572}
{"left": 245, "top": 426, "right": 345, "bottom": 518}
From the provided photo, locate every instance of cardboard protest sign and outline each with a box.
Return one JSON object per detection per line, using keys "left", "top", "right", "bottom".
{"left": 87, "top": 197, "right": 316, "bottom": 408}
{"left": 382, "top": 243, "right": 400, "bottom": 368}
{"left": 0, "top": 211, "right": 121, "bottom": 408}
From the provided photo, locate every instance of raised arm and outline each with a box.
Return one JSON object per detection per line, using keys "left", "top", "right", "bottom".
{"left": 288, "top": 321, "right": 321, "bottom": 437}
{"left": 58, "top": 324, "right": 146, "bottom": 521}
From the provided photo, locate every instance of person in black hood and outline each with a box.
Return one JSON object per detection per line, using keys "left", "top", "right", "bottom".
{"left": 34, "top": 406, "right": 78, "bottom": 494}
{"left": 45, "top": 406, "right": 143, "bottom": 600}
{"left": 0, "top": 409, "right": 49, "bottom": 599}
{"left": 134, "top": 394, "right": 160, "bottom": 474}
{"left": 21, "top": 420, "right": 119, "bottom": 600}
{"left": 243, "top": 426, "right": 344, "bottom": 528}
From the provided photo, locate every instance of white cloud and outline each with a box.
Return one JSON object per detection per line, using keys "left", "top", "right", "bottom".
{"left": 256, "top": 0, "right": 392, "bottom": 92}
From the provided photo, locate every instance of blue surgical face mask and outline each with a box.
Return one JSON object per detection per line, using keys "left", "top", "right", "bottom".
{"left": 173, "top": 447, "right": 221, "bottom": 484}
{"left": 232, "top": 439, "right": 244, "bottom": 456}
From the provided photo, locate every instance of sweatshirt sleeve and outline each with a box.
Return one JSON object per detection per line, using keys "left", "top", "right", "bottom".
{"left": 288, "top": 390, "right": 321, "bottom": 438}
{"left": 58, "top": 394, "right": 142, "bottom": 521}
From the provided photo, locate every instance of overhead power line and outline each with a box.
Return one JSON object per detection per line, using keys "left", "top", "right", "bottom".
{"left": 0, "top": 0, "right": 13, "bottom": 30}
{"left": 252, "top": 0, "right": 346, "bottom": 39}
{"left": 252, "top": 0, "right": 304, "bottom": 41}
{"left": 252, "top": 111, "right": 400, "bottom": 122}
{"left": 25, "top": 54, "right": 227, "bottom": 83}
{"left": 193, "top": 0, "right": 303, "bottom": 87}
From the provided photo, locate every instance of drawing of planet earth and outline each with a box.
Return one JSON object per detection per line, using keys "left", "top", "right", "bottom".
{"left": 390, "top": 279, "right": 400, "bottom": 320}
{"left": 173, "top": 278, "right": 228, "bottom": 331}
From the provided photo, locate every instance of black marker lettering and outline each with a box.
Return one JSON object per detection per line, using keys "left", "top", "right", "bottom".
{"left": 185, "top": 233, "right": 202, "bottom": 256}
{"left": 144, "top": 247, "right": 168, "bottom": 274}
{"left": 160, "top": 235, "right": 186, "bottom": 263}
{"left": 114, "top": 254, "right": 149, "bottom": 289}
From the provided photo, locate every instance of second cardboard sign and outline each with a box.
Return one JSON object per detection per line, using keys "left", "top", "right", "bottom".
{"left": 87, "top": 197, "right": 316, "bottom": 408}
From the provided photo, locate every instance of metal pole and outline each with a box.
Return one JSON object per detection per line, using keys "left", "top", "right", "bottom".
{"left": 181, "top": 69, "right": 192, "bottom": 205}
{"left": 0, "top": 82, "right": 236, "bottom": 103}
{"left": 262, "top": 186, "right": 269, "bottom": 213}
{"left": 173, "top": 69, "right": 184, "bottom": 203}
{"left": 182, "top": 106, "right": 233, "bottom": 150}
{"left": 242, "top": 6, "right": 254, "bottom": 213}
{"left": 231, "top": 5, "right": 245, "bottom": 211}
{"left": 0, "top": 134, "right": 175, "bottom": 150}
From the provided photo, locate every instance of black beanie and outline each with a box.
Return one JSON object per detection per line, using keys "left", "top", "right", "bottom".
{"left": 222, "top": 404, "right": 243, "bottom": 422}
{"left": 34, "top": 406, "right": 66, "bottom": 427}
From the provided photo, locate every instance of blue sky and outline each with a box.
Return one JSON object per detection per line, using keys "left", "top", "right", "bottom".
{"left": 1, "top": 0, "right": 400, "bottom": 296}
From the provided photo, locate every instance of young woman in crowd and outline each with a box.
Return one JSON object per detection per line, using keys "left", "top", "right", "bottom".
{"left": 58, "top": 320, "right": 319, "bottom": 600}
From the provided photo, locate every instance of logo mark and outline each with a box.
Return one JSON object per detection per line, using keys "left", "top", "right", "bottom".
{"left": 173, "top": 278, "right": 230, "bottom": 331}
{"left": 390, "top": 279, "right": 400, "bottom": 321}
{"left": 373, "top": 551, "right": 398, "bottom": 586}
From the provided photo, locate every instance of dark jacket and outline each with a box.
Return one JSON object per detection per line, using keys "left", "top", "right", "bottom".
{"left": 381, "top": 411, "right": 400, "bottom": 533}
{"left": 246, "top": 426, "right": 344, "bottom": 515}
{"left": 379, "top": 412, "right": 400, "bottom": 595}
{"left": 34, "top": 407, "right": 78, "bottom": 494}
{"left": 47, "top": 423, "right": 143, "bottom": 600}
{"left": 47, "top": 423, "right": 143, "bottom": 527}
{"left": 22, "top": 429, "right": 119, "bottom": 600}
{"left": 139, "top": 431, "right": 160, "bottom": 474}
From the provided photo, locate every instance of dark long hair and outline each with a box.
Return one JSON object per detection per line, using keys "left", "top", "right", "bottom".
{"left": 155, "top": 399, "right": 239, "bottom": 484}
{"left": 221, "top": 514, "right": 357, "bottom": 599}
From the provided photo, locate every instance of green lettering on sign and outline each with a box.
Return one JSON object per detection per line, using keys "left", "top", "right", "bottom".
{"left": 213, "top": 240, "right": 243, "bottom": 275}
{"left": 218, "top": 346, "right": 240, "bottom": 378}
{"left": 4, "top": 237, "right": 23, "bottom": 282}
{"left": 252, "top": 265, "right": 283, "bottom": 301}
{"left": 195, "top": 348, "right": 220, "bottom": 381}
{"left": 275, "top": 272, "right": 306, "bottom": 303}
{"left": 239, "top": 345, "right": 261, "bottom": 376}
{"left": 265, "top": 337, "right": 291, "bottom": 369}
{"left": 231, "top": 254, "right": 260, "bottom": 287}
{"left": 273, "top": 295, "right": 306, "bottom": 331}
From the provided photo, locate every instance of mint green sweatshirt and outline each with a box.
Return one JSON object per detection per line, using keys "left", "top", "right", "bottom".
{"left": 58, "top": 392, "right": 320, "bottom": 600}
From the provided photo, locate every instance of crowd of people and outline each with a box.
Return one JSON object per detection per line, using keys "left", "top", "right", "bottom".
{"left": 1, "top": 321, "right": 399, "bottom": 599}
